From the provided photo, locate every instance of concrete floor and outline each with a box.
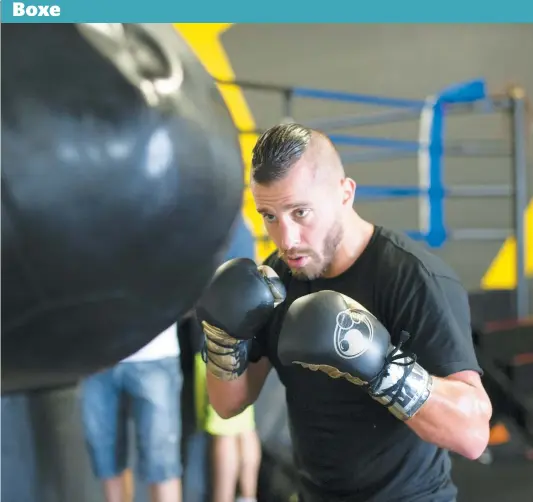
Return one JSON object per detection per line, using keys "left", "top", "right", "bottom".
{"left": 453, "top": 455, "right": 533, "bottom": 502}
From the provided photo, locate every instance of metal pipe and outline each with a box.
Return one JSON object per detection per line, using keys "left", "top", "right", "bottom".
{"left": 291, "top": 87, "right": 424, "bottom": 109}
{"left": 341, "top": 150, "right": 416, "bottom": 164}
{"left": 444, "top": 96, "right": 511, "bottom": 115}
{"left": 216, "top": 79, "right": 291, "bottom": 94}
{"left": 449, "top": 228, "right": 513, "bottom": 241}
{"left": 347, "top": 184, "right": 512, "bottom": 200}
{"left": 238, "top": 130, "right": 509, "bottom": 161}
{"left": 316, "top": 134, "right": 510, "bottom": 158}
{"left": 446, "top": 185, "right": 513, "bottom": 197}
{"left": 356, "top": 186, "right": 422, "bottom": 200}
{"left": 339, "top": 143, "right": 510, "bottom": 164}
{"left": 215, "top": 78, "right": 425, "bottom": 107}
{"left": 510, "top": 89, "right": 529, "bottom": 319}
{"left": 305, "top": 98, "right": 512, "bottom": 132}
{"left": 329, "top": 134, "right": 420, "bottom": 151}
{"left": 306, "top": 109, "right": 422, "bottom": 131}
{"left": 216, "top": 78, "right": 511, "bottom": 113}
{"left": 444, "top": 140, "right": 510, "bottom": 158}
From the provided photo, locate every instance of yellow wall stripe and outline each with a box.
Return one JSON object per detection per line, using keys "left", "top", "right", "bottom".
{"left": 481, "top": 199, "right": 533, "bottom": 289}
{"left": 173, "top": 23, "right": 275, "bottom": 262}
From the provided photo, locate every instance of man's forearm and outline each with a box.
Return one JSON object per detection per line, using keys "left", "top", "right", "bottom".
{"left": 406, "top": 374, "right": 492, "bottom": 459}
{"left": 207, "top": 371, "right": 252, "bottom": 419}
{"left": 207, "top": 357, "right": 272, "bottom": 419}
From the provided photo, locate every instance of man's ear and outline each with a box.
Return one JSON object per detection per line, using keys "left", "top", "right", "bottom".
{"left": 341, "top": 177, "right": 356, "bottom": 206}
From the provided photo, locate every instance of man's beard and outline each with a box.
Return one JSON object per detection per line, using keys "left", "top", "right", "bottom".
{"left": 280, "top": 220, "right": 343, "bottom": 280}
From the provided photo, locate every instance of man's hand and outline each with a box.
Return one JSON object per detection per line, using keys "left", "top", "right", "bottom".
{"left": 277, "top": 289, "right": 492, "bottom": 458}
{"left": 277, "top": 290, "right": 432, "bottom": 421}
{"left": 196, "top": 258, "right": 286, "bottom": 381}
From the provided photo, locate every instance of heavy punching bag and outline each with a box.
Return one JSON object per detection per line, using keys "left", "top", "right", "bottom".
{"left": 1, "top": 23, "right": 244, "bottom": 394}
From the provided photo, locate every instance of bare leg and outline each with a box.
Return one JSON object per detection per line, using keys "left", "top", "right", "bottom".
{"left": 211, "top": 435, "right": 240, "bottom": 502}
{"left": 123, "top": 468, "right": 135, "bottom": 502}
{"left": 102, "top": 469, "right": 134, "bottom": 502}
{"left": 237, "top": 430, "right": 261, "bottom": 501}
{"left": 149, "top": 478, "right": 182, "bottom": 502}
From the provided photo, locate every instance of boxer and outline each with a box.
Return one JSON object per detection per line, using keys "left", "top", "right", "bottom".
{"left": 197, "top": 124, "right": 492, "bottom": 502}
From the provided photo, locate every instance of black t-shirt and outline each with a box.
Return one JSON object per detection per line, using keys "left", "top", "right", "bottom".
{"left": 251, "top": 226, "right": 481, "bottom": 502}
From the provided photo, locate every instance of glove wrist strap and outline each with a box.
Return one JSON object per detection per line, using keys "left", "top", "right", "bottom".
{"left": 368, "top": 331, "right": 433, "bottom": 421}
{"left": 201, "top": 321, "right": 250, "bottom": 381}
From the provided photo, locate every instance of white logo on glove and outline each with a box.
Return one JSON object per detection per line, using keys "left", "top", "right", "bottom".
{"left": 334, "top": 308, "right": 373, "bottom": 359}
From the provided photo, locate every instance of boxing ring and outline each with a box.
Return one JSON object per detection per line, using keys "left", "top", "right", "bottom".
{"left": 214, "top": 77, "right": 533, "bottom": 501}
{"left": 218, "top": 76, "right": 531, "bottom": 320}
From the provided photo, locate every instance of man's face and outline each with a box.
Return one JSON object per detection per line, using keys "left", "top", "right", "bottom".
{"left": 252, "top": 161, "right": 344, "bottom": 280}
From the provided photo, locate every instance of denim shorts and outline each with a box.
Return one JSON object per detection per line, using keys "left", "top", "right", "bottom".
{"left": 80, "top": 356, "right": 183, "bottom": 483}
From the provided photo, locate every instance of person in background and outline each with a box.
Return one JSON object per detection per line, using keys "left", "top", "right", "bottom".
{"left": 194, "top": 214, "right": 262, "bottom": 502}
{"left": 80, "top": 323, "right": 183, "bottom": 502}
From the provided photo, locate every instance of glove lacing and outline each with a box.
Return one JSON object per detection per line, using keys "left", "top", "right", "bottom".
{"left": 366, "top": 331, "right": 417, "bottom": 408}
{"left": 201, "top": 322, "right": 249, "bottom": 377}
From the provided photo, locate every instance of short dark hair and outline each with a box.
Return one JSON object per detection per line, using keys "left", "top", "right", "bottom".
{"left": 251, "top": 123, "right": 312, "bottom": 184}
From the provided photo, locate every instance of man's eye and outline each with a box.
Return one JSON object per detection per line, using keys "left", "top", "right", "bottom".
{"left": 295, "top": 209, "right": 309, "bottom": 219}
{"left": 263, "top": 214, "right": 276, "bottom": 223}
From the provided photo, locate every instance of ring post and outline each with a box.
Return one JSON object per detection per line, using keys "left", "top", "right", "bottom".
{"left": 418, "top": 79, "right": 488, "bottom": 248}
{"left": 509, "top": 87, "right": 529, "bottom": 319}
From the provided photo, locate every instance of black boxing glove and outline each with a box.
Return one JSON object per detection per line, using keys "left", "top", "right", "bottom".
{"left": 196, "top": 258, "right": 286, "bottom": 381}
{"left": 277, "top": 290, "right": 433, "bottom": 421}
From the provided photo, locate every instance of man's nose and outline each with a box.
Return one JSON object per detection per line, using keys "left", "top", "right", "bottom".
{"left": 280, "top": 221, "right": 301, "bottom": 251}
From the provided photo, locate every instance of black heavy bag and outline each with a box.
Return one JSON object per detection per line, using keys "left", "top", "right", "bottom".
{"left": 1, "top": 23, "right": 244, "bottom": 393}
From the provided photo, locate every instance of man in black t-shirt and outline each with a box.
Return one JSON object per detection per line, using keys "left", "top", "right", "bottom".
{"left": 196, "top": 124, "right": 493, "bottom": 502}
